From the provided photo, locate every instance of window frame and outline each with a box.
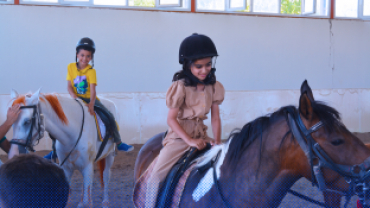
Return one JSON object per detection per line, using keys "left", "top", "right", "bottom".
{"left": 358, "top": 0, "right": 370, "bottom": 19}
{"left": 301, "top": 0, "right": 317, "bottom": 15}
{"left": 155, "top": 0, "right": 182, "bottom": 7}
{"left": 226, "top": 0, "right": 247, "bottom": 11}
{"left": 9, "top": 0, "right": 369, "bottom": 20}
{"left": 19, "top": 0, "right": 190, "bottom": 10}
{"left": 197, "top": 0, "right": 331, "bottom": 19}
{"left": 59, "top": 0, "right": 92, "bottom": 6}
{"left": 251, "top": 0, "right": 282, "bottom": 14}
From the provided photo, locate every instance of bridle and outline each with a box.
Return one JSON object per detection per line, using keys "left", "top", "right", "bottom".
{"left": 9, "top": 99, "right": 85, "bottom": 167}
{"left": 287, "top": 109, "right": 370, "bottom": 208}
{"left": 212, "top": 109, "right": 370, "bottom": 208}
{"left": 10, "top": 104, "right": 45, "bottom": 152}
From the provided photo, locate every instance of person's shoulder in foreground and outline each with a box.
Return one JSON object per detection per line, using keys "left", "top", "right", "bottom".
{"left": 0, "top": 154, "right": 69, "bottom": 208}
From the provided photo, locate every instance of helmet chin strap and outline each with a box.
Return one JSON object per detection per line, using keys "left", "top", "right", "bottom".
{"left": 184, "top": 68, "right": 216, "bottom": 85}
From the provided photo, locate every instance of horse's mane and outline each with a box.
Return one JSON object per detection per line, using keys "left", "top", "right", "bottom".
{"left": 41, "top": 94, "right": 68, "bottom": 125}
{"left": 225, "top": 101, "right": 344, "bottom": 171}
{"left": 12, "top": 93, "right": 68, "bottom": 125}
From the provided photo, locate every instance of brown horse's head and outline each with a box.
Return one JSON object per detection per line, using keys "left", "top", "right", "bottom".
{"left": 219, "top": 80, "right": 370, "bottom": 207}
{"left": 286, "top": 80, "right": 370, "bottom": 206}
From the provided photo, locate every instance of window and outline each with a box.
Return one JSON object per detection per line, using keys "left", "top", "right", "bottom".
{"left": 156, "top": 0, "right": 181, "bottom": 7}
{"left": 335, "top": 0, "right": 370, "bottom": 19}
{"left": 0, "top": 0, "right": 14, "bottom": 3}
{"left": 359, "top": 0, "right": 370, "bottom": 19}
{"left": 197, "top": 0, "right": 224, "bottom": 11}
{"left": 95, "top": 0, "right": 126, "bottom": 6}
{"left": 9, "top": 0, "right": 370, "bottom": 19}
{"left": 335, "top": 0, "right": 358, "bottom": 18}
{"left": 20, "top": 0, "right": 188, "bottom": 9}
{"left": 302, "top": 0, "right": 316, "bottom": 15}
{"left": 197, "top": 0, "right": 327, "bottom": 17}
{"left": 228, "top": 0, "right": 247, "bottom": 11}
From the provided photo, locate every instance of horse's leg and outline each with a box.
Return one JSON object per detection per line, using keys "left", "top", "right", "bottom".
{"left": 102, "top": 152, "right": 114, "bottom": 208}
{"left": 78, "top": 163, "right": 94, "bottom": 208}
{"left": 134, "top": 132, "right": 165, "bottom": 181}
{"left": 63, "top": 168, "right": 74, "bottom": 207}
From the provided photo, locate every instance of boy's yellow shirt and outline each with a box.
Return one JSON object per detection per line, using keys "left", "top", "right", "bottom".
{"left": 66, "top": 63, "right": 97, "bottom": 99}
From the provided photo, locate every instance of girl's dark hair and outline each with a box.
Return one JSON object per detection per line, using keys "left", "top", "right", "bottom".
{"left": 172, "top": 59, "right": 216, "bottom": 87}
{"left": 75, "top": 45, "right": 95, "bottom": 68}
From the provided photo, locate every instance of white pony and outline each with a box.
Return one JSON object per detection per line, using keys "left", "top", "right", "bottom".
{"left": 9, "top": 89, "right": 117, "bottom": 208}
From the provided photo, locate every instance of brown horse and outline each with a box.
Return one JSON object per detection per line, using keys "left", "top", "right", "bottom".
{"left": 134, "top": 80, "right": 370, "bottom": 208}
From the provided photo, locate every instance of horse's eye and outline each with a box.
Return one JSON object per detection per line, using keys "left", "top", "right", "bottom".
{"left": 331, "top": 139, "right": 344, "bottom": 146}
{"left": 24, "top": 120, "right": 31, "bottom": 125}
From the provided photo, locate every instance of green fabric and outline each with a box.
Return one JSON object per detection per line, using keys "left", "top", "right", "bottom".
{"left": 0, "top": 136, "right": 7, "bottom": 144}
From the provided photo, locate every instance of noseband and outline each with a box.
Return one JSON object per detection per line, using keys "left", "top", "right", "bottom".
{"left": 10, "top": 104, "right": 45, "bottom": 152}
{"left": 287, "top": 110, "right": 370, "bottom": 208}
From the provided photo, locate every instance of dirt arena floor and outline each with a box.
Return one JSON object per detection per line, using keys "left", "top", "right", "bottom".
{"left": 1, "top": 132, "right": 370, "bottom": 207}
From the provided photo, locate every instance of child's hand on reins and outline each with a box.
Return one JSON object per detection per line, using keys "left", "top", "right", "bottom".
{"left": 187, "top": 138, "right": 207, "bottom": 150}
{"left": 86, "top": 103, "right": 94, "bottom": 116}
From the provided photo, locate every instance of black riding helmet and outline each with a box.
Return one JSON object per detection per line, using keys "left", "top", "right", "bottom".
{"left": 76, "top": 37, "right": 95, "bottom": 68}
{"left": 179, "top": 33, "right": 218, "bottom": 85}
{"left": 179, "top": 33, "right": 218, "bottom": 64}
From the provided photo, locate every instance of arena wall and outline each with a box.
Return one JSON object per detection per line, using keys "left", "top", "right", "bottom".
{"left": 0, "top": 5, "right": 369, "bottom": 154}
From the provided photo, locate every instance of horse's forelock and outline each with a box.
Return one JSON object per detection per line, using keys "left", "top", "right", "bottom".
{"left": 311, "top": 101, "right": 343, "bottom": 134}
{"left": 12, "top": 95, "right": 26, "bottom": 106}
{"left": 40, "top": 94, "right": 69, "bottom": 125}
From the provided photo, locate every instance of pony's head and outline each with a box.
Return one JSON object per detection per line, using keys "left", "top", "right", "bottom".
{"left": 9, "top": 89, "right": 44, "bottom": 152}
{"left": 287, "top": 80, "right": 370, "bottom": 206}
{"left": 9, "top": 89, "right": 68, "bottom": 154}
{"left": 217, "top": 80, "right": 370, "bottom": 207}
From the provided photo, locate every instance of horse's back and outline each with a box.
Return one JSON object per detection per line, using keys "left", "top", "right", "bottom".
{"left": 134, "top": 132, "right": 165, "bottom": 182}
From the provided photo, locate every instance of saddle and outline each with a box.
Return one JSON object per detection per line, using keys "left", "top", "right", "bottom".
{"left": 155, "top": 143, "right": 212, "bottom": 208}
{"left": 92, "top": 105, "right": 114, "bottom": 161}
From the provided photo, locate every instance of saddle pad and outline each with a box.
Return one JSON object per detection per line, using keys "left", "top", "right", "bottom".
{"left": 94, "top": 112, "right": 106, "bottom": 142}
{"left": 133, "top": 157, "right": 196, "bottom": 208}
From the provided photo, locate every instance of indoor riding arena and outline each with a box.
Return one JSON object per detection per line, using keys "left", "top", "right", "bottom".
{"left": 1, "top": 0, "right": 370, "bottom": 207}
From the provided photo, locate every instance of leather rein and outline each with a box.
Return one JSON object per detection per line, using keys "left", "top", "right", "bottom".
{"left": 211, "top": 110, "right": 370, "bottom": 207}
{"left": 10, "top": 99, "right": 85, "bottom": 167}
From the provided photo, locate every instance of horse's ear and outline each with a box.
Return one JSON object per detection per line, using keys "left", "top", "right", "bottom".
{"left": 29, "top": 88, "right": 41, "bottom": 105}
{"left": 300, "top": 80, "right": 315, "bottom": 102}
{"left": 10, "top": 89, "right": 19, "bottom": 99}
{"left": 299, "top": 93, "right": 314, "bottom": 121}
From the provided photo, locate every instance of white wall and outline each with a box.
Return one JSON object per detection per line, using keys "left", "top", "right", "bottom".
{"left": 1, "top": 5, "right": 370, "bottom": 93}
{"left": 0, "top": 5, "right": 369, "bottom": 154}
{"left": 0, "top": 88, "right": 369, "bottom": 155}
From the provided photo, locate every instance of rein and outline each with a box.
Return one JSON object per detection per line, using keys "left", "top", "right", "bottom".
{"left": 59, "top": 99, "right": 84, "bottom": 166}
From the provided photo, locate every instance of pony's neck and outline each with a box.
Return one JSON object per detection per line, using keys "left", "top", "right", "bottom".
{"left": 221, "top": 120, "right": 302, "bottom": 207}
{"left": 40, "top": 96, "right": 82, "bottom": 146}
